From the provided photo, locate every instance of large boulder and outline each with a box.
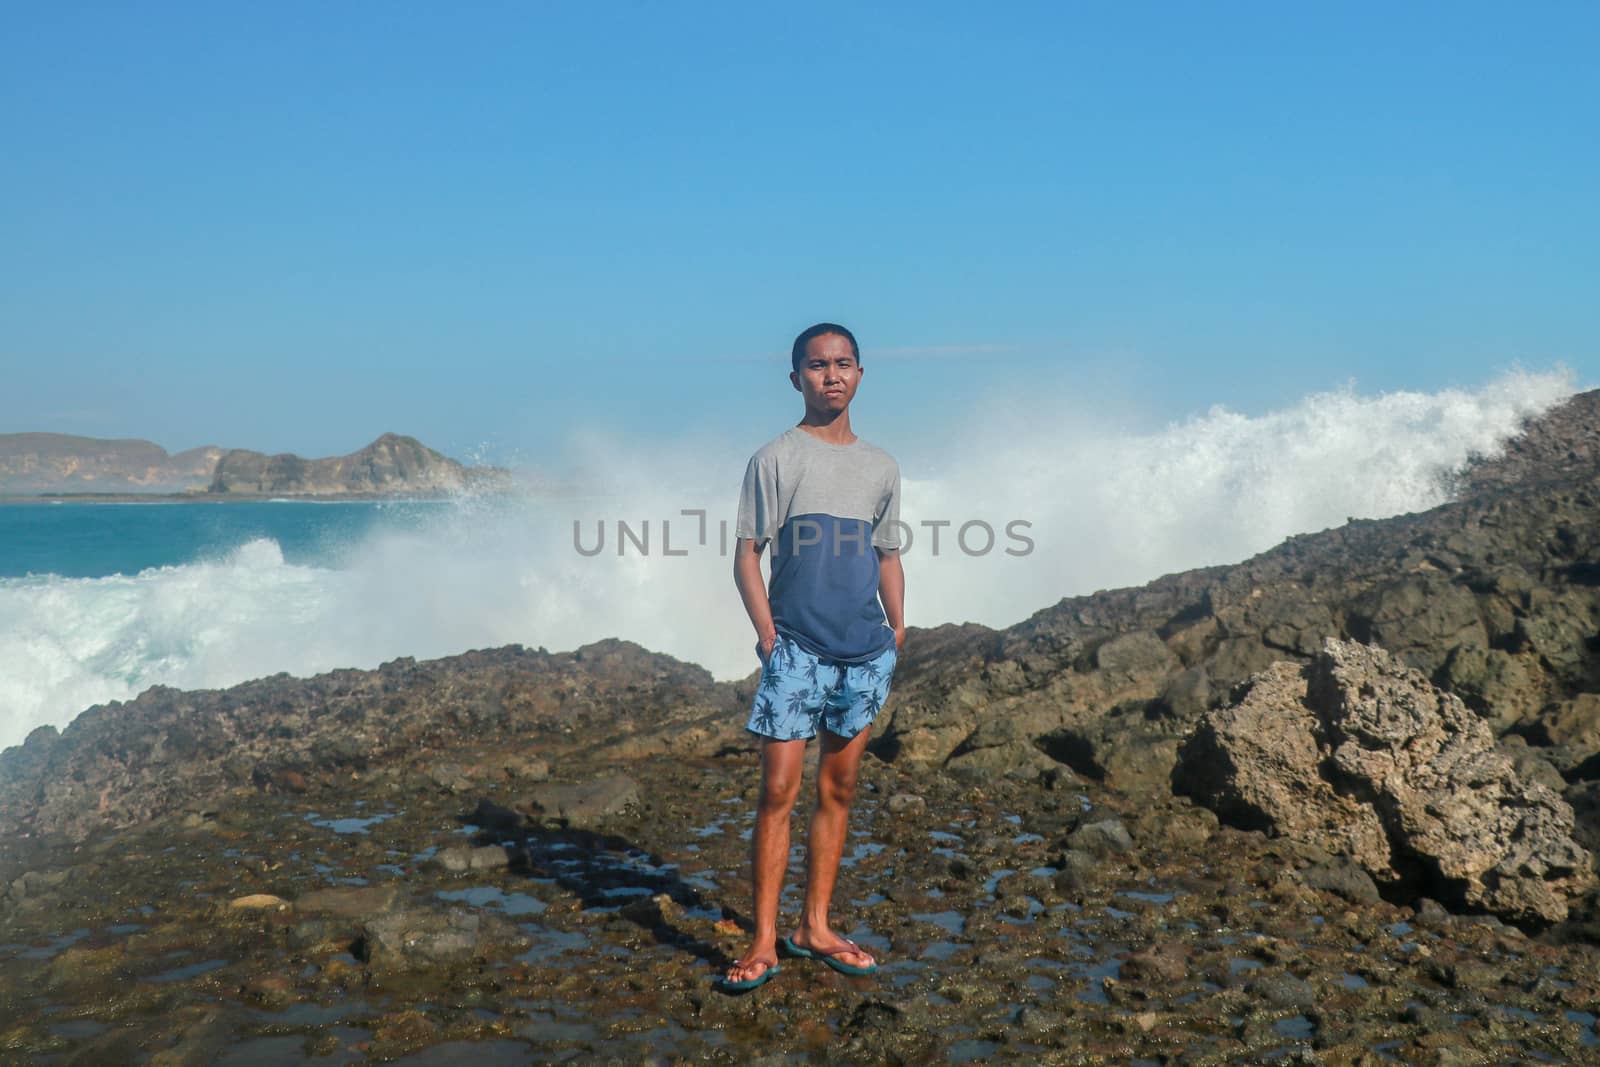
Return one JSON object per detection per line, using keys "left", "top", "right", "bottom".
{"left": 1175, "top": 638, "right": 1594, "bottom": 925}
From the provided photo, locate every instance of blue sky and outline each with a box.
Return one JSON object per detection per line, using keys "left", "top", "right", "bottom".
{"left": 3, "top": 2, "right": 1595, "bottom": 466}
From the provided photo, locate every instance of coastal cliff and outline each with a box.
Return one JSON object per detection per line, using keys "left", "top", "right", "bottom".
{"left": 207, "top": 432, "right": 499, "bottom": 497}
{"left": 0, "top": 431, "right": 504, "bottom": 498}
{"left": 0, "top": 433, "right": 222, "bottom": 494}
{"left": 4, "top": 392, "right": 1600, "bottom": 1063}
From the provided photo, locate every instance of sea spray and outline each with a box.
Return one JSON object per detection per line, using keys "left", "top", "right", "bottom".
{"left": 0, "top": 367, "right": 1576, "bottom": 752}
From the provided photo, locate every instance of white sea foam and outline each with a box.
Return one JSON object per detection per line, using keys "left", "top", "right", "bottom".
{"left": 0, "top": 367, "right": 1577, "bottom": 753}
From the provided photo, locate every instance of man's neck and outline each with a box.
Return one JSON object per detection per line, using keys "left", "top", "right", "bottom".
{"left": 796, "top": 411, "right": 856, "bottom": 445}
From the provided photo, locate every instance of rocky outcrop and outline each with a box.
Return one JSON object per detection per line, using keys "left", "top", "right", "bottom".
{"left": 874, "top": 390, "right": 1600, "bottom": 795}
{"left": 0, "top": 431, "right": 507, "bottom": 497}
{"left": 208, "top": 432, "right": 499, "bottom": 497}
{"left": 1454, "top": 389, "right": 1600, "bottom": 492}
{"left": 0, "top": 433, "right": 221, "bottom": 493}
{"left": 1174, "top": 639, "right": 1594, "bottom": 924}
{"left": 0, "top": 640, "right": 741, "bottom": 843}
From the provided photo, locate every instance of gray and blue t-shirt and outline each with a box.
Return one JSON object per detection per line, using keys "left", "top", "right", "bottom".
{"left": 736, "top": 426, "right": 902, "bottom": 664}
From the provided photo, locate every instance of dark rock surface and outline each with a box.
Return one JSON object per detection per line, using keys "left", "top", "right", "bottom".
{"left": 0, "top": 639, "right": 740, "bottom": 842}
{"left": 3, "top": 389, "right": 1600, "bottom": 1063}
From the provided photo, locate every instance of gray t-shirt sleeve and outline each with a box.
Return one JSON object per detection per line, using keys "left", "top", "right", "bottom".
{"left": 736, "top": 453, "right": 777, "bottom": 546}
{"left": 872, "top": 464, "right": 902, "bottom": 550}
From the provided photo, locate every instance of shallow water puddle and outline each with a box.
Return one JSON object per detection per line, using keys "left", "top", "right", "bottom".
{"left": 252, "top": 999, "right": 375, "bottom": 1026}
{"left": 304, "top": 811, "right": 394, "bottom": 834}
{"left": 436, "top": 885, "right": 547, "bottom": 916}
{"left": 515, "top": 924, "right": 590, "bottom": 963}
{"left": 945, "top": 1038, "right": 1001, "bottom": 1062}
{"left": 212, "top": 1027, "right": 372, "bottom": 1067}
{"left": 148, "top": 957, "right": 227, "bottom": 983}
{"left": 912, "top": 910, "right": 967, "bottom": 936}
{"left": 387, "top": 1040, "right": 537, "bottom": 1065}
{"left": 16, "top": 927, "right": 91, "bottom": 960}
{"left": 1120, "top": 890, "right": 1176, "bottom": 905}
{"left": 981, "top": 868, "right": 1018, "bottom": 895}
{"left": 1073, "top": 957, "right": 1123, "bottom": 1003}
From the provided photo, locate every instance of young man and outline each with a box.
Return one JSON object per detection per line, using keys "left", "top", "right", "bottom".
{"left": 718, "top": 322, "right": 906, "bottom": 992}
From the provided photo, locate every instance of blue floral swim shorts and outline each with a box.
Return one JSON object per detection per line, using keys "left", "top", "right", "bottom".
{"left": 747, "top": 633, "right": 898, "bottom": 742}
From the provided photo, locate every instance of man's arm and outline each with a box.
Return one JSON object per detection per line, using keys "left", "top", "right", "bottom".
{"left": 877, "top": 547, "right": 906, "bottom": 653}
{"left": 734, "top": 537, "right": 778, "bottom": 662}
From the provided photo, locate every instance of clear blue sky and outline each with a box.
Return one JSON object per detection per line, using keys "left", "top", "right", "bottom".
{"left": 3, "top": 2, "right": 1595, "bottom": 464}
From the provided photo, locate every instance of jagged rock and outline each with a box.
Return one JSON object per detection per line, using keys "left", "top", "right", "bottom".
{"left": 1301, "top": 860, "right": 1380, "bottom": 904}
{"left": 524, "top": 773, "right": 641, "bottom": 824}
{"left": 1175, "top": 639, "right": 1595, "bottom": 924}
{"left": 1121, "top": 941, "right": 1190, "bottom": 983}
{"left": 0, "top": 640, "right": 733, "bottom": 842}
{"left": 1051, "top": 850, "right": 1098, "bottom": 893}
{"left": 1093, "top": 631, "right": 1177, "bottom": 676}
{"left": 428, "top": 845, "right": 512, "bottom": 874}
{"left": 359, "top": 907, "right": 507, "bottom": 970}
{"left": 886, "top": 794, "right": 926, "bottom": 815}
{"left": 1067, "top": 817, "right": 1133, "bottom": 857}
{"left": 1350, "top": 577, "right": 1488, "bottom": 676}
{"left": 296, "top": 885, "right": 401, "bottom": 920}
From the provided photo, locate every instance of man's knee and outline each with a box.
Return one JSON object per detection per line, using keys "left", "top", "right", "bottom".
{"left": 758, "top": 770, "right": 803, "bottom": 813}
{"left": 816, "top": 765, "right": 859, "bottom": 808}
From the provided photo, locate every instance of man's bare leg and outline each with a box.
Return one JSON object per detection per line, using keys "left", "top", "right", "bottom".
{"left": 788, "top": 725, "right": 876, "bottom": 969}
{"left": 724, "top": 737, "right": 806, "bottom": 983}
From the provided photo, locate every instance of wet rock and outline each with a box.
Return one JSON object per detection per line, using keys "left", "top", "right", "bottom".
{"left": 886, "top": 793, "right": 926, "bottom": 815}
{"left": 524, "top": 773, "right": 641, "bottom": 824}
{"left": 242, "top": 972, "right": 295, "bottom": 1008}
{"left": 619, "top": 893, "right": 682, "bottom": 928}
{"left": 1302, "top": 859, "right": 1381, "bottom": 905}
{"left": 1052, "top": 850, "right": 1098, "bottom": 893}
{"left": 228, "top": 893, "right": 290, "bottom": 911}
{"left": 1176, "top": 639, "right": 1595, "bottom": 924}
{"left": 1154, "top": 803, "right": 1217, "bottom": 848}
{"left": 6, "top": 867, "right": 68, "bottom": 903}
{"left": 470, "top": 797, "right": 525, "bottom": 834}
{"left": 1067, "top": 817, "right": 1133, "bottom": 857}
{"left": 1121, "top": 941, "right": 1189, "bottom": 983}
{"left": 1413, "top": 897, "right": 1450, "bottom": 923}
{"left": 295, "top": 885, "right": 401, "bottom": 920}
{"left": 1245, "top": 971, "right": 1316, "bottom": 1009}
{"left": 500, "top": 752, "right": 551, "bottom": 781}
{"left": 425, "top": 762, "right": 473, "bottom": 793}
{"left": 428, "top": 845, "right": 512, "bottom": 873}
{"left": 360, "top": 907, "right": 493, "bottom": 970}
{"left": 147, "top": 1008, "right": 231, "bottom": 1067}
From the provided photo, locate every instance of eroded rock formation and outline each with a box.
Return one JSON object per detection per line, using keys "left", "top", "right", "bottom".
{"left": 1175, "top": 639, "right": 1594, "bottom": 924}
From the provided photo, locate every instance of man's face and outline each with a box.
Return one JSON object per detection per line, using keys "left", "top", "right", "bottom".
{"left": 791, "top": 333, "right": 862, "bottom": 415}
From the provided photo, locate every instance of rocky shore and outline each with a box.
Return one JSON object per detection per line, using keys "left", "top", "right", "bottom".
{"left": 3, "top": 392, "right": 1599, "bottom": 1065}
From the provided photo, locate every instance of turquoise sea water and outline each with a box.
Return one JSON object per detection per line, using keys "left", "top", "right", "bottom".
{"left": 0, "top": 501, "right": 446, "bottom": 578}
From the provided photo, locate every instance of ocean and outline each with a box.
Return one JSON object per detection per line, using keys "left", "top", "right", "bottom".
{"left": 0, "top": 369, "right": 1578, "bottom": 754}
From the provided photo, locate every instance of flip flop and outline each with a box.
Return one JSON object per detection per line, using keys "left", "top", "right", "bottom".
{"left": 779, "top": 935, "right": 879, "bottom": 976}
{"left": 713, "top": 956, "right": 781, "bottom": 993}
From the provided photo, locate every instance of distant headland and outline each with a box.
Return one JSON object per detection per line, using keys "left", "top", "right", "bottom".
{"left": 0, "top": 432, "right": 508, "bottom": 501}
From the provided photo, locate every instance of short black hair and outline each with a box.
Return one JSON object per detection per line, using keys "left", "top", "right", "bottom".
{"left": 791, "top": 322, "right": 859, "bottom": 373}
